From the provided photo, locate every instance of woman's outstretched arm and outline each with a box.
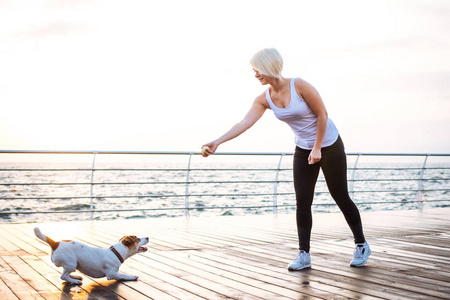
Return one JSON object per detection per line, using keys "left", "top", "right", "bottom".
{"left": 201, "top": 93, "right": 268, "bottom": 157}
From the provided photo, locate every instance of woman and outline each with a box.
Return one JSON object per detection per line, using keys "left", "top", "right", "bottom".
{"left": 201, "top": 48, "right": 370, "bottom": 270}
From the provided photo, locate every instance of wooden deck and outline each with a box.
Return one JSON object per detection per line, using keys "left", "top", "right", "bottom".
{"left": 0, "top": 208, "right": 449, "bottom": 300}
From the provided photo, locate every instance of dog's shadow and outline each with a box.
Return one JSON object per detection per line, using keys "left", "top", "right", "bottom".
{"left": 61, "top": 280, "right": 122, "bottom": 300}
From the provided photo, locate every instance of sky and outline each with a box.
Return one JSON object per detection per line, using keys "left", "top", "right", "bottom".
{"left": 1, "top": 0, "right": 449, "bottom": 155}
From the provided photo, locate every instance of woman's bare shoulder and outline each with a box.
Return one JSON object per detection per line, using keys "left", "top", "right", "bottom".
{"left": 294, "top": 77, "right": 318, "bottom": 98}
{"left": 294, "top": 77, "right": 313, "bottom": 89}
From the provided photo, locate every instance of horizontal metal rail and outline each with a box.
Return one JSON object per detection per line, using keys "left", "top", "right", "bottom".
{"left": 1, "top": 150, "right": 449, "bottom": 156}
{"left": 1, "top": 167, "right": 448, "bottom": 172}
{"left": 0, "top": 177, "right": 448, "bottom": 186}
{"left": 1, "top": 188, "right": 449, "bottom": 200}
{"left": 2, "top": 199, "right": 450, "bottom": 217}
{"left": 1, "top": 150, "right": 449, "bottom": 221}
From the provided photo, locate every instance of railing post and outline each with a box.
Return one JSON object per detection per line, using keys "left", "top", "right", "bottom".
{"left": 349, "top": 154, "right": 361, "bottom": 199}
{"left": 273, "top": 154, "right": 284, "bottom": 214}
{"left": 417, "top": 154, "right": 429, "bottom": 210}
{"left": 89, "top": 152, "right": 98, "bottom": 220}
{"left": 184, "top": 153, "right": 193, "bottom": 217}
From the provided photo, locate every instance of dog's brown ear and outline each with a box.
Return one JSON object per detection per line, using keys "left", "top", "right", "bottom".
{"left": 120, "top": 236, "right": 137, "bottom": 248}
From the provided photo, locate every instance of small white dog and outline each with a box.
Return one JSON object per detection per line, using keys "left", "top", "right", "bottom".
{"left": 34, "top": 227, "right": 149, "bottom": 285}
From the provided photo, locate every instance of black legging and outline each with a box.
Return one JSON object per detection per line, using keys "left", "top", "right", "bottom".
{"left": 293, "top": 135, "right": 365, "bottom": 252}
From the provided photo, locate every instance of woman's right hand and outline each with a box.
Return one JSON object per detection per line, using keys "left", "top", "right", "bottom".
{"left": 201, "top": 142, "right": 218, "bottom": 157}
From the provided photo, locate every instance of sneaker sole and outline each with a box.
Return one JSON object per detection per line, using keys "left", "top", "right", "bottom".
{"left": 350, "top": 249, "right": 371, "bottom": 267}
{"left": 288, "top": 264, "right": 311, "bottom": 271}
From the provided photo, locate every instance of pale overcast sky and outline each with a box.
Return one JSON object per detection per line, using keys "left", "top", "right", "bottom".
{"left": 1, "top": 0, "right": 449, "bottom": 154}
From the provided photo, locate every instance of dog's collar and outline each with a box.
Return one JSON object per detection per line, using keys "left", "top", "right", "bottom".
{"left": 110, "top": 246, "right": 124, "bottom": 264}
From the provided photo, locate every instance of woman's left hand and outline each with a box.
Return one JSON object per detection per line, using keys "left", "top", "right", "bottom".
{"left": 308, "top": 148, "right": 322, "bottom": 165}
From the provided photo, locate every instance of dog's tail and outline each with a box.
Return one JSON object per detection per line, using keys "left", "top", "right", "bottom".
{"left": 34, "top": 227, "right": 59, "bottom": 251}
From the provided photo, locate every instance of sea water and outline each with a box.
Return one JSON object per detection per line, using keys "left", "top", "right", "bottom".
{"left": 0, "top": 154, "right": 449, "bottom": 223}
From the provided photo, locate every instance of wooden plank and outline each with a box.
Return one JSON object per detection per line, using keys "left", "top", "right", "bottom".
{"left": 2, "top": 255, "right": 63, "bottom": 300}
{"left": 376, "top": 236, "right": 450, "bottom": 257}
{"left": 23, "top": 255, "right": 91, "bottom": 300}
{"left": 309, "top": 247, "right": 450, "bottom": 298}
{"left": 161, "top": 249, "right": 357, "bottom": 300}
{"left": 0, "top": 256, "right": 45, "bottom": 300}
{"left": 82, "top": 280, "right": 150, "bottom": 300}
{"left": 0, "top": 276, "right": 19, "bottom": 300}
{"left": 0, "top": 208, "right": 449, "bottom": 299}
{"left": 8, "top": 224, "right": 52, "bottom": 255}
{"left": 121, "top": 261, "right": 262, "bottom": 300}
{"left": 210, "top": 245, "right": 409, "bottom": 300}
{"left": 233, "top": 241, "right": 449, "bottom": 299}
{"left": 0, "top": 237, "right": 27, "bottom": 256}
{"left": 0, "top": 226, "right": 45, "bottom": 256}
{"left": 130, "top": 254, "right": 297, "bottom": 300}
{"left": 182, "top": 248, "right": 383, "bottom": 300}
{"left": 154, "top": 213, "right": 446, "bottom": 300}
{"left": 315, "top": 240, "right": 450, "bottom": 280}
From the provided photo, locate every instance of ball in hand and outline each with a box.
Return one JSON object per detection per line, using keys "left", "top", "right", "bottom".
{"left": 201, "top": 146, "right": 211, "bottom": 156}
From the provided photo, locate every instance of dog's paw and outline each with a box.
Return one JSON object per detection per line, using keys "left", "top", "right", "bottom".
{"left": 129, "top": 275, "right": 139, "bottom": 281}
{"left": 64, "top": 280, "right": 82, "bottom": 285}
{"left": 107, "top": 273, "right": 139, "bottom": 281}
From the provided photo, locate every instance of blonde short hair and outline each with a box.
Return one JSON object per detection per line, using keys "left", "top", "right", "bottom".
{"left": 250, "top": 48, "right": 283, "bottom": 79}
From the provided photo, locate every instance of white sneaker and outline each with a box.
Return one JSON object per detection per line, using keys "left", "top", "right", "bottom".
{"left": 350, "top": 241, "right": 371, "bottom": 267}
{"left": 288, "top": 250, "right": 311, "bottom": 270}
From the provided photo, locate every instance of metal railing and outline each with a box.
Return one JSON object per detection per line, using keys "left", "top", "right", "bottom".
{"left": 0, "top": 150, "right": 449, "bottom": 222}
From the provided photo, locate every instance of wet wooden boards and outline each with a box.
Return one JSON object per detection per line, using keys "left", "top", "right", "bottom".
{"left": 0, "top": 208, "right": 449, "bottom": 299}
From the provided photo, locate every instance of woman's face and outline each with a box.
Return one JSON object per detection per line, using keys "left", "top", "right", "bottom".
{"left": 253, "top": 68, "right": 270, "bottom": 85}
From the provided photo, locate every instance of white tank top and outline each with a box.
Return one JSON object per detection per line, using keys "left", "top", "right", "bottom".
{"left": 265, "top": 78, "right": 339, "bottom": 150}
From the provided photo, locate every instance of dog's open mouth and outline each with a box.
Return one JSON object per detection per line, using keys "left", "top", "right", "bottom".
{"left": 138, "top": 246, "right": 148, "bottom": 252}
